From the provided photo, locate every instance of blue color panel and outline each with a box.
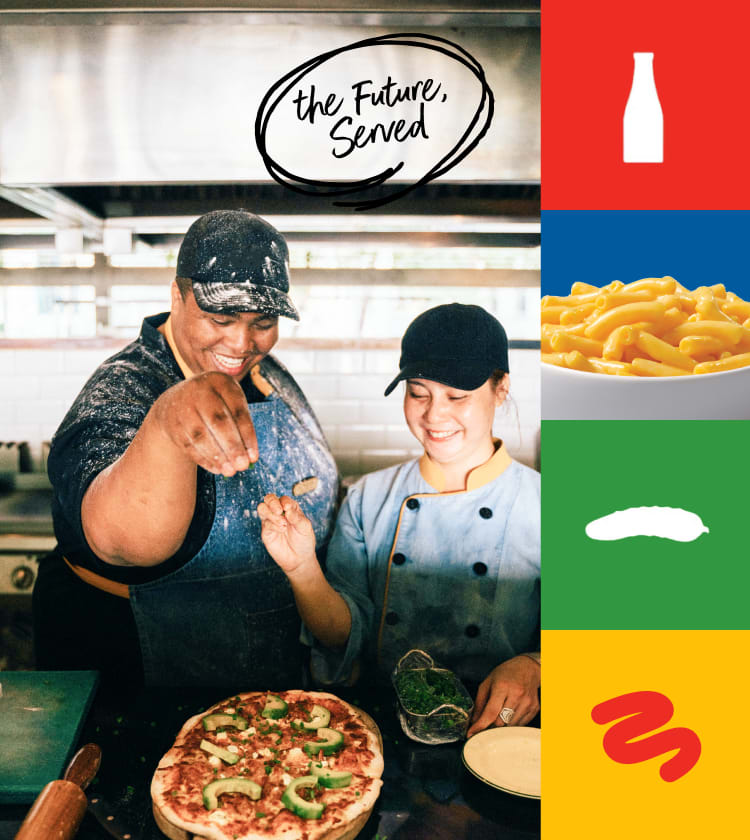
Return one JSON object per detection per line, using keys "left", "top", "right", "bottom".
{"left": 542, "top": 210, "right": 750, "bottom": 300}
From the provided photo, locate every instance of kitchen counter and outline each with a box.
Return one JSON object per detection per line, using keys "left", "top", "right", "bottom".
{"left": 0, "top": 474, "right": 54, "bottom": 539}
{"left": 0, "top": 679, "right": 540, "bottom": 840}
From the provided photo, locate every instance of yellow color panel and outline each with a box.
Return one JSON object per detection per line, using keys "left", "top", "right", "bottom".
{"left": 542, "top": 630, "right": 750, "bottom": 838}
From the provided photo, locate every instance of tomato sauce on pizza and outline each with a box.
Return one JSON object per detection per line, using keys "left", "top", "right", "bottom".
{"left": 151, "top": 690, "right": 383, "bottom": 840}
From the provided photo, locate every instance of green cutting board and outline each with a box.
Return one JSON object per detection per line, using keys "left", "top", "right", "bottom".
{"left": 0, "top": 670, "right": 99, "bottom": 804}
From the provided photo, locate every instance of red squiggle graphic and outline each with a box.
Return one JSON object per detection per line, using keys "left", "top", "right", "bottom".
{"left": 591, "top": 691, "right": 701, "bottom": 782}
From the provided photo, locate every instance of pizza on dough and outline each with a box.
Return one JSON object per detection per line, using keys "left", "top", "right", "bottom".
{"left": 151, "top": 690, "right": 384, "bottom": 840}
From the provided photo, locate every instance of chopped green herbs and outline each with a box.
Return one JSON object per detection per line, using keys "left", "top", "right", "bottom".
{"left": 394, "top": 668, "right": 471, "bottom": 715}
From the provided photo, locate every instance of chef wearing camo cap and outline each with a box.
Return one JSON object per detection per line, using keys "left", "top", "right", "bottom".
{"left": 34, "top": 210, "right": 338, "bottom": 689}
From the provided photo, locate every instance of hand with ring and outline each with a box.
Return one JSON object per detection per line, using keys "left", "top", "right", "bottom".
{"left": 466, "top": 655, "right": 541, "bottom": 737}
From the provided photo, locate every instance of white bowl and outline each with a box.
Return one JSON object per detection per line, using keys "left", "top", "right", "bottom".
{"left": 542, "top": 361, "right": 750, "bottom": 419}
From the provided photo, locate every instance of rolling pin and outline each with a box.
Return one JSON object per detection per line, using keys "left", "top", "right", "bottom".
{"left": 14, "top": 743, "right": 101, "bottom": 840}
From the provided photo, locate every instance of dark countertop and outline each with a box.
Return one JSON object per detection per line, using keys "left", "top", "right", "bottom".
{"left": 0, "top": 681, "right": 539, "bottom": 840}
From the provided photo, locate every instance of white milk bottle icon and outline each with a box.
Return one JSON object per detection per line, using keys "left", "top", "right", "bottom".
{"left": 623, "top": 52, "right": 663, "bottom": 163}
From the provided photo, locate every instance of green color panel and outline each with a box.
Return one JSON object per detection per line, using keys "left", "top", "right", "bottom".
{"left": 542, "top": 420, "right": 748, "bottom": 629}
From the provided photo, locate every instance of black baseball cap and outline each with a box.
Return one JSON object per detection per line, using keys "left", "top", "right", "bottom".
{"left": 176, "top": 210, "right": 299, "bottom": 320}
{"left": 384, "top": 303, "right": 509, "bottom": 396}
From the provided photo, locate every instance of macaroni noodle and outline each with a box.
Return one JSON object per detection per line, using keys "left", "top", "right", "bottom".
{"left": 541, "top": 277, "right": 750, "bottom": 377}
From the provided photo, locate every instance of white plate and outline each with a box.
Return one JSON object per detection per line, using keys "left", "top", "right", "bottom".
{"left": 462, "top": 727, "right": 540, "bottom": 799}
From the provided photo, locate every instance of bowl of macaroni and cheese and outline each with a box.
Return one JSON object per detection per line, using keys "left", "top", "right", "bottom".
{"left": 541, "top": 277, "right": 750, "bottom": 420}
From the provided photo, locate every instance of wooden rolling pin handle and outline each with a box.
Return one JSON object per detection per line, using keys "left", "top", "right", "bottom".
{"left": 14, "top": 780, "right": 88, "bottom": 840}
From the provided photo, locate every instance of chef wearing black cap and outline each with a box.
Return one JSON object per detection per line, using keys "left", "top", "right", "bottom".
{"left": 258, "top": 304, "right": 540, "bottom": 734}
{"left": 33, "top": 210, "right": 338, "bottom": 689}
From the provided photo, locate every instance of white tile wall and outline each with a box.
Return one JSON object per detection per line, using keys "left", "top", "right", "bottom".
{"left": 313, "top": 351, "right": 364, "bottom": 375}
{"left": 271, "top": 349, "right": 316, "bottom": 376}
{"left": 0, "top": 350, "right": 17, "bottom": 375}
{"left": 311, "top": 400, "right": 363, "bottom": 427}
{"left": 363, "top": 350, "right": 400, "bottom": 374}
{"left": 357, "top": 400, "right": 403, "bottom": 425}
{"left": 0, "top": 346, "right": 540, "bottom": 473}
{"left": 45, "top": 374, "right": 90, "bottom": 400}
{"left": 291, "top": 374, "right": 339, "bottom": 401}
{"left": 62, "top": 348, "right": 115, "bottom": 374}
{"left": 3, "top": 375, "right": 42, "bottom": 400}
{"left": 385, "top": 426, "right": 421, "bottom": 450}
{"left": 17, "top": 350, "right": 65, "bottom": 376}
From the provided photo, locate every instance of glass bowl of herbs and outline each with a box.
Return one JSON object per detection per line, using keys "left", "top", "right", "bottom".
{"left": 391, "top": 649, "right": 474, "bottom": 744}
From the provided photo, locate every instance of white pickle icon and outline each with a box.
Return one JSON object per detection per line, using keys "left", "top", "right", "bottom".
{"left": 623, "top": 51, "right": 663, "bottom": 163}
{"left": 585, "top": 506, "right": 709, "bottom": 543}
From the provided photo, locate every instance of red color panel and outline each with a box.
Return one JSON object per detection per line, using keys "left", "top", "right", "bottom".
{"left": 542, "top": 0, "right": 750, "bottom": 209}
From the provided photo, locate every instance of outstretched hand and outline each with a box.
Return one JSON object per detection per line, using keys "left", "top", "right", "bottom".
{"left": 466, "top": 655, "right": 540, "bottom": 737}
{"left": 257, "top": 493, "right": 317, "bottom": 576}
{"left": 152, "top": 371, "right": 258, "bottom": 477}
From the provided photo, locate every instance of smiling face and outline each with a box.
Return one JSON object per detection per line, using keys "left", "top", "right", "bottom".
{"left": 403, "top": 375, "right": 509, "bottom": 481}
{"left": 169, "top": 281, "right": 279, "bottom": 380}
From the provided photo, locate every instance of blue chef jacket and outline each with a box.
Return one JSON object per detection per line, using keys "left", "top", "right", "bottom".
{"left": 309, "top": 442, "right": 540, "bottom": 685}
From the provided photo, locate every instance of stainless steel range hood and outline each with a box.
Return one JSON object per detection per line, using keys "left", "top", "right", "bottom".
{"left": 0, "top": 5, "right": 539, "bottom": 250}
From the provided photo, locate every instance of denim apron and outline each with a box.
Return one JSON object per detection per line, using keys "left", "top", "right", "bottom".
{"left": 129, "top": 393, "right": 337, "bottom": 687}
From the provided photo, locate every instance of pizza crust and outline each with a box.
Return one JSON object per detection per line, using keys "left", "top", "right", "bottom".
{"left": 151, "top": 691, "right": 383, "bottom": 840}
{"left": 152, "top": 800, "right": 374, "bottom": 840}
